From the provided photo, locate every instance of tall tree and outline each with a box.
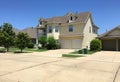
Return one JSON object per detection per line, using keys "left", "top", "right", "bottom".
{"left": 0, "top": 23, "right": 15, "bottom": 51}
{"left": 15, "top": 32, "right": 30, "bottom": 53}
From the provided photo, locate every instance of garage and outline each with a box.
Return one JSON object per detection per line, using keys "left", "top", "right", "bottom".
{"left": 98, "top": 26, "right": 120, "bottom": 51}
{"left": 119, "top": 39, "right": 120, "bottom": 51}
{"left": 102, "top": 39, "right": 116, "bottom": 51}
{"left": 60, "top": 39, "right": 82, "bottom": 49}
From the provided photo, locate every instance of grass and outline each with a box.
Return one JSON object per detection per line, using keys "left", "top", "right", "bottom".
{"left": 0, "top": 48, "right": 6, "bottom": 53}
{"left": 70, "top": 49, "right": 97, "bottom": 55}
{"left": 62, "top": 49, "right": 97, "bottom": 58}
{"left": 8, "top": 47, "right": 48, "bottom": 53}
{"left": 62, "top": 54, "right": 85, "bottom": 58}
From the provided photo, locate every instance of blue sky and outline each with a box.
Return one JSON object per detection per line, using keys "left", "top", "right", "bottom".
{"left": 0, "top": 0, "right": 120, "bottom": 34}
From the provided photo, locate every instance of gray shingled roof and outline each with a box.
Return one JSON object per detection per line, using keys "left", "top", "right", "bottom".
{"left": 40, "top": 12, "right": 91, "bottom": 24}
{"left": 98, "top": 25, "right": 120, "bottom": 38}
{"left": 14, "top": 27, "right": 38, "bottom": 38}
{"left": 22, "top": 27, "right": 37, "bottom": 38}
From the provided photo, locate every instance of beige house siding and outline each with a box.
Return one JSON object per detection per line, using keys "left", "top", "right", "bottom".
{"left": 59, "top": 23, "right": 85, "bottom": 49}
{"left": 60, "top": 23, "right": 84, "bottom": 35}
{"left": 82, "top": 17, "right": 98, "bottom": 49}
{"left": 47, "top": 24, "right": 60, "bottom": 40}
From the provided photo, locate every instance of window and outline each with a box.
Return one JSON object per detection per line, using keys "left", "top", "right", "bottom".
{"left": 93, "top": 28, "right": 97, "bottom": 34}
{"left": 69, "top": 25, "right": 73, "bottom": 32}
{"left": 40, "top": 21, "right": 42, "bottom": 25}
{"left": 70, "top": 16, "right": 73, "bottom": 21}
{"left": 55, "top": 26, "right": 59, "bottom": 32}
{"left": 49, "top": 26, "right": 52, "bottom": 33}
{"left": 89, "top": 26, "right": 91, "bottom": 33}
{"left": 93, "top": 29, "right": 96, "bottom": 33}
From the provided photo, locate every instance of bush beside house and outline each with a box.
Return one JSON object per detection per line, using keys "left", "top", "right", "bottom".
{"left": 38, "top": 35, "right": 47, "bottom": 48}
{"left": 27, "top": 41, "right": 34, "bottom": 48}
{"left": 38, "top": 36, "right": 60, "bottom": 49}
{"left": 90, "top": 39, "right": 102, "bottom": 51}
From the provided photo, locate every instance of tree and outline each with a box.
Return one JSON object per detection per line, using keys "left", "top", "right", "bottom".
{"left": 0, "top": 23, "right": 15, "bottom": 51}
{"left": 90, "top": 39, "right": 102, "bottom": 51}
{"left": 38, "top": 35, "right": 47, "bottom": 48}
{"left": 15, "top": 32, "right": 30, "bottom": 53}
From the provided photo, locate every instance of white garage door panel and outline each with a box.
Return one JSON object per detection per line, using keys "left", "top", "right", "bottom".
{"left": 61, "top": 39, "right": 82, "bottom": 49}
{"left": 61, "top": 40, "right": 71, "bottom": 49}
{"left": 72, "top": 39, "right": 82, "bottom": 49}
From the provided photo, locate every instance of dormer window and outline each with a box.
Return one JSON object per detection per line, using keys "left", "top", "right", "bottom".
{"left": 70, "top": 16, "right": 73, "bottom": 21}
{"left": 67, "top": 13, "right": 75, "bottom": 23}
{"left": 40, "top": 21, "right": 42, "bottom": 25}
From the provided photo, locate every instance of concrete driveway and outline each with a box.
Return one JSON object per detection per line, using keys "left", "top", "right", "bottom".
{"left": 0, "top": 50, "right": 120, "bottom": 82}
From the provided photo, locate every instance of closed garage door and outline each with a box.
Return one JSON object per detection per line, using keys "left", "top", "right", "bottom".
{"left": 60, "top": 39, "right": 82, "bottom": 49}
{"left": 119, "top": 39, "right": 120, "bottom": 51}
{"left": 102, "top": 39, "right": 116, "bottom": 51}
{"left": 61, "top": 40, "right": 71, "bottom": 49}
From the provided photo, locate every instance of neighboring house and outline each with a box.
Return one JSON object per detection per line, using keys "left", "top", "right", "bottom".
{"left": 14, "top": 27, "right": 40, "bottom": 44}
{"left": 98, "top": 26, "right": 120, "bottom": 51}
{"left": 36, "top": 12, "right": 98, "bottom": 49}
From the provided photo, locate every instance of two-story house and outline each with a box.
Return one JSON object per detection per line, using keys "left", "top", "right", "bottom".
{"left": 36, "top": 12, "right": 98, "bottom": 49}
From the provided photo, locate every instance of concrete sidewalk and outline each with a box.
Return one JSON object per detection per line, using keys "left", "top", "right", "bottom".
{"left": 0, "top": 51, "right": 120, "bottom": 82}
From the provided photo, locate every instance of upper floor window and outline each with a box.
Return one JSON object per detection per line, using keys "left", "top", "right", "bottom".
{"left": 70, "top": 16, "right": 73, "bottom": 21}
{"left": 49, "top": 26, "right": 52, "bottom": 33}
{"left": 55, "top": 26, "right": 59, "bottom": 32}
{"left": 40, "top": 21, "right": 42, "bottom": 25}
{"left": 89, "top": 26, "right": 91, "bottom": 33}
{"left": 69, "top": 25, "right": 73, "bottom": 32}
{"left": 93, "top": 29, "right": 95, "bottom": 33}
{"left": 93, "top": 28, "right": 98, "bottom": 34}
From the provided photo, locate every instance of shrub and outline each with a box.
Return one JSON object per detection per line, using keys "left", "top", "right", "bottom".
{"left": 27, "top": 41, "right": 34, "bottom": 48}
{"left": 46, "top": 36, "right": 56, "bottom": 49}
{"left": 90, "top": 39, "right": 102, "bottom": 51}
{"left": 46, "top": 36, "right": 60, "bottom": 49}
{"left": 38, "top": 35, "right": 47, "bottom": 48}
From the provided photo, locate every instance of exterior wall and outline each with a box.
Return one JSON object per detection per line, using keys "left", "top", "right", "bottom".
{"left": 47, "top": 24, "right": 60, "bottom": 40}
{"left": 59, "top": 23, "right": 85, "bottom": 49}
{"left": 60, "top": 23, "right": 85, "bottom": 35}
{"left": 82, "top": 17, "right": 98, "bottom": 49}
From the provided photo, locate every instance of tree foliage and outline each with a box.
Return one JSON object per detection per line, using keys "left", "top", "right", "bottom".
{"left": 46, "top": 36, "right": 60, "bottom": 49}
{"left": 38, "top": 35, "right": 47, "bottom": 48}
{"left": 27, "top": 41, "right": 34, "bottom": 48}
{"left": 90, "top": 39, "right": 102, "bottom": 51}
{"left": 15, "top": 32, "right": 30, "bottom": 53}
{"left": 0, "top": 23, "right": 15, "bottom": 51}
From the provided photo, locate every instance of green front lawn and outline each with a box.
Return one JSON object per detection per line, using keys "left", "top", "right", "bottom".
{"left": 0, "top": 47, "right": 48, "bottom": 53}
{"left": 62, "top": 49, "right": 97, "bottom": 58}
{"left": 62, "top": 54, "right": 85, "bottom": 58}
{"left": 70, "top": 50, "right": 97, "bottom": 55}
